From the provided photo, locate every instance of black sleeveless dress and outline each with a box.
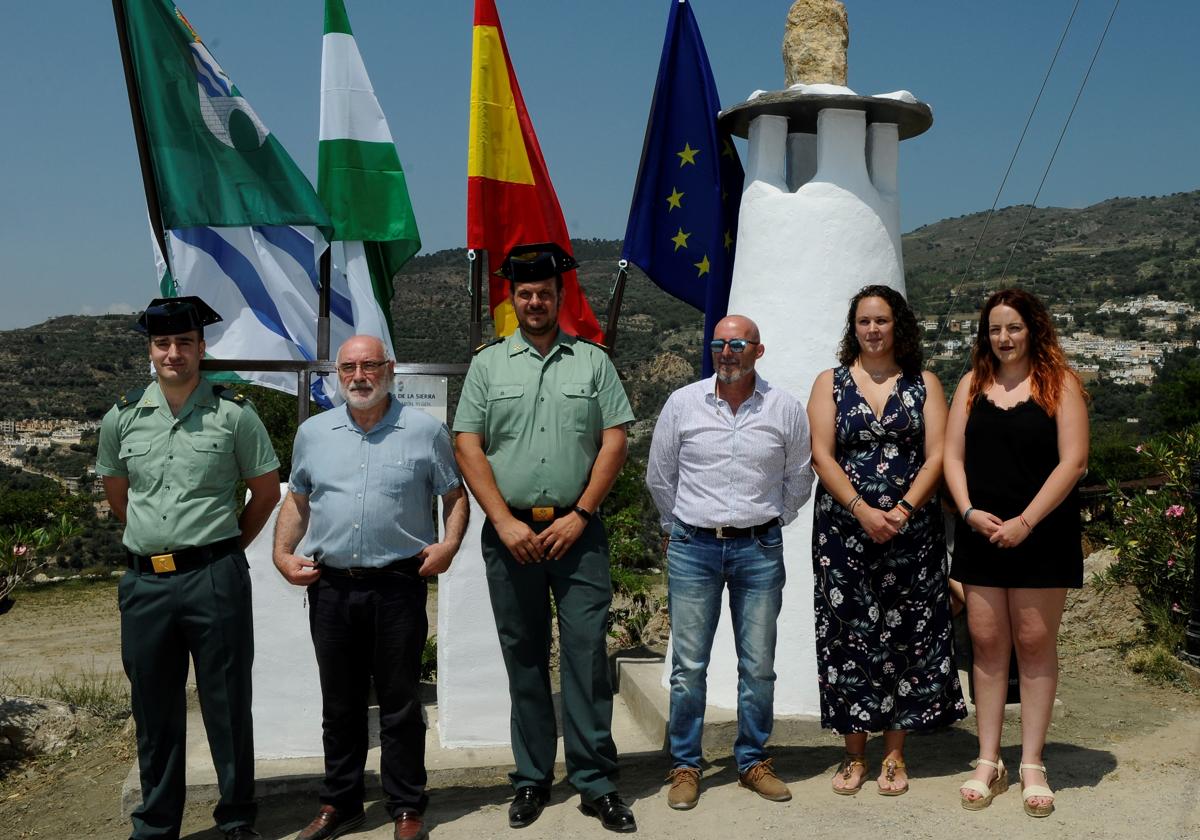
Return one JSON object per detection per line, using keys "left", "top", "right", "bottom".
{"left": 950, "top": 396, "right": 1083, "bottom": 589}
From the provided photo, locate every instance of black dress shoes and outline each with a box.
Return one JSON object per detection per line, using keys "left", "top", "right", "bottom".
{"left": 579, "top": 792, "right": 637, "bottom": 833}
{"left": 508, "top": 786, "right": 551, "bottom": 828}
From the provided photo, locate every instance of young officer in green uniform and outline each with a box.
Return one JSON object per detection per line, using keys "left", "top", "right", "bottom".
{"left": 453, "top": 244, "right": 637, "bottom": 834}
{"left": 97, "top": 297, "right": 280, "bottom": 840}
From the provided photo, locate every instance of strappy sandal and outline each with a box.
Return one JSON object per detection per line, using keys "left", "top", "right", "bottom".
{"left": 1019, "top": 763, "right": 1055, "bottom": 817}
{"left": 959, "top": 757, "right": 1008, "bottom": 810}
{"left": 878, "top": 757, "right": 908, "bottom": 796}
{"left": 832, "top": 753, "right": 868, "bottom": 795}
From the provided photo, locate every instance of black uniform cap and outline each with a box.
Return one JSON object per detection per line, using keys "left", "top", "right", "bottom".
{"left": 134, "top": 296, "right": 223, "bottom": 336}
{"left": 497, "top": 242, "right": 578, "bottom": 285}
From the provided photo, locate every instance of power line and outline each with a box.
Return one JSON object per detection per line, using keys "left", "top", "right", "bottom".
{"left": 999, "top": 0, "right": 1122, "bottom": 280}
{"left": 926, "top": 0, "right": 1082, "bottom": 366}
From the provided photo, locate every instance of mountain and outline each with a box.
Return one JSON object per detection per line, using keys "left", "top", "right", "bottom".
{"left": 2, "top": 191, "right": 1198, "bottom": 428}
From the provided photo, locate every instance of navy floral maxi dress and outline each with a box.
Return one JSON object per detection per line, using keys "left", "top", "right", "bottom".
{"left": 812, "top": 366, "right": 966, "bottom": 734}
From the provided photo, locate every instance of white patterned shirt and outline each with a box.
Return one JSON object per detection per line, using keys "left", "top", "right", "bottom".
{"left": 646, "top": 374, "right": 815, "bottom": 531}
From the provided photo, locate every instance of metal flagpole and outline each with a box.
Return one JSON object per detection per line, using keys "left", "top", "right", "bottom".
{"left": 603, "top": 259, "right": 630, "bottom": 357}
{"left": 468, "top": 249, "right": 483, "bottom": 350}
{"left": 111, "top": 0, "right": 169, "bottom": 270}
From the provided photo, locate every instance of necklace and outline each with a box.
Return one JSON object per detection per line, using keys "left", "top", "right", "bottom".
{"left": 858, "top": 361, "right": 899, "bottom": 383}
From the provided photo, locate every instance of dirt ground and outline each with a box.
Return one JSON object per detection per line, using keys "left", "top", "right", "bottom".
{"left": 2, "top": 570, "right": 1199, "bottom": 840}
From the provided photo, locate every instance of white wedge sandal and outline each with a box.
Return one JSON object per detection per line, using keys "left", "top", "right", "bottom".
{"left": 1019, "top": 762, "right": 1055, "bottom": 817}
{"left": 959, "top": 757, "right": 1008, "bottom": 810}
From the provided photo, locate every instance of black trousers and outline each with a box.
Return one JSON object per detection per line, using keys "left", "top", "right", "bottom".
{"left": 120, "top": 550, "right": 256, "bottom": 840}
{"left": 308, "top": 565, "right": 429, "bottom": 817}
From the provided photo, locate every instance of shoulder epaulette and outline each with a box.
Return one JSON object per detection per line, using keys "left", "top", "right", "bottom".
{"left": 473, "top": 337, "right": 505, "bottom": 355}
{"left": 116, "top": 387, "right": 146, "bottom": 410}
{"left": 213, "top": 384, "right": 248, "bottom": 405}
{"left": 575, "top": 336, "right": 609, "bottom": 351}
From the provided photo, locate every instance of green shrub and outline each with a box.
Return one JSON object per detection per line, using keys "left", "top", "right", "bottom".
{"left": 421, "top": 635, "right": 437, "bottom": 682}
{"left": 1098, "top": 424, "right": 1197, "bottom": 643}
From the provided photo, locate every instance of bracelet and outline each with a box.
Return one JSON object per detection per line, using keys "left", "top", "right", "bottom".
{"left": 1019, "top": 514, "right": 1033, "bottom": 531}
{"left": 572, "top": 505, "right": 593, "bottom": 522}
{"left": 963, "top": 506, "right": 975, "bottom": 522}
{"left": 847, "top": 493, "right": 863, "bottom": 513}
{"left": 896, "top": 498, "right": 914, "bottom": 516}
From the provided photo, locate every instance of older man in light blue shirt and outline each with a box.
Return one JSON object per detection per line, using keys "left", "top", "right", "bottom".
{"left": 646, "top": 315, "right": 814, "bottom": 811}
{"left": 274, "top": 335, "right": 468, "bottom": 840}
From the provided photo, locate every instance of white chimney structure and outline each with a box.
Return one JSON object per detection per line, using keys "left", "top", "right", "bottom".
{"left": 665, "top": 74, "right": 933, "bottom": 713}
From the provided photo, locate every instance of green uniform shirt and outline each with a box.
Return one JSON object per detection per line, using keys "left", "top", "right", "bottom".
{"left": 96, "top": 381, "right": 280, "bottom": 555}
{"left": 453, "top": 329, "right": 635, "bottom": 508}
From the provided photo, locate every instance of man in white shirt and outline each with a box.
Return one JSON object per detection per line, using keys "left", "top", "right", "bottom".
{"left": 646, "top": 314, "right": 814, "bottom": 811}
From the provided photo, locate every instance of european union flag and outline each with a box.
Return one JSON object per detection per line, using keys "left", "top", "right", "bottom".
{"left": 622, "top": 0, "right": 744, "bottom": 377}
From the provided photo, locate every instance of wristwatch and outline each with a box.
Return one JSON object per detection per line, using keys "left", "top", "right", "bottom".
{"left": 896, "top": 499, "right": 914, "bottom": 515}
{"left": 572, "top": 505, "right": 593, "bottom": 522}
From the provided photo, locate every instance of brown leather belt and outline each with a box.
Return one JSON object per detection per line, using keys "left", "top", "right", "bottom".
{"left": 692, "top": 518, "right": 781, "bottom": 540}
{"left": 127, "top": 537, "right": 240, "bottom": 575}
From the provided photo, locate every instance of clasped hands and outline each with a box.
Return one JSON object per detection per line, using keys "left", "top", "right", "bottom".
{"left": 497, "top": 511, "right": 586, "bottom": 565}
{"left": 966, "top": 508, "right": 1032, "bottom": 548}
{"left": 856, "top": 504, "right": 910, "bottom": 544}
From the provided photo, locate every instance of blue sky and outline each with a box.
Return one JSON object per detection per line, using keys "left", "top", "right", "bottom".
{"left": 2, "top": 0, "right": 1196, "bottom": 329}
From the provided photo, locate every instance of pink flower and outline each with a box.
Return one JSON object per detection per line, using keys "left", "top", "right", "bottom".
{"left": 1135, "top": 445, "right": 1144, "bottom": 453}
{"left": 1167, "top": 558, "right": 1176, "bottom": 567}
{"left": 1173, "top": 603, "right": 1183, "bottom": 613}
{"left": 1166, "top": 505, "right": 1185, "bottom": 518}
{"left": 13, "top": 544, "right": 27, "bottom": 557}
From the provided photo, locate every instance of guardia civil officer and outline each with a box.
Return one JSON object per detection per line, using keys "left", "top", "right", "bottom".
{"left": 97, "top": 297, "right": 280, "bottom": 840}
{"left": 453, "top": 243, "right": 638, "bottom": 833}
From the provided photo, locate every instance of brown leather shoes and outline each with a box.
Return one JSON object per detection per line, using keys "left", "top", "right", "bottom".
{"left": 738, "top": 758, "right": 792, "bottom": 801}
{"left": 295, "top": 805, "right": 365, "bottom": 840}
{"left": 393, "top": 810, "right": 429, "bottom": 840}
{"left": 665, "top": 766, "right": 701, "bottom": 810}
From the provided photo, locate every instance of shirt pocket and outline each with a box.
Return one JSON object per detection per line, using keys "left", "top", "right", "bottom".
{"left": 119, "top": 439, "right": 153, "bottom": 491}
{"left": 188, "top": 433, "right": 236, "bottom": 488}
{"left": 561, "top": 381, "right": 597, "bottom": 433}
{"left": 381, "top": 459, "right": 418, "bottom": 499}
{"left": 485, "top": 384, "right": 525, "bottom": 438}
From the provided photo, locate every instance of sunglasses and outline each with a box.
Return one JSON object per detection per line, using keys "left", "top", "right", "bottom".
{"left": 709, "top": 338, "right": 760, "bottom": 353}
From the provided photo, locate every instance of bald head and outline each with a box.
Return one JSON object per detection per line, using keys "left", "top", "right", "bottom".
{"left": 336, "top": 335, "right": 393, "bottom": 411}
{"left": 337, "top": 334, "right": 388, "bottom": 364}
{"left": 711, "top": 314, "right": 764, "bottom": 385}
{"left": 715, "top": 315, "right": 760, "bottom": 344}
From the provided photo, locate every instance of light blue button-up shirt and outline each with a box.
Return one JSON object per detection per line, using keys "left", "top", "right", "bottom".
{"left": 289, "top": 397, "right": 461, "bottom": 568}
{"left": 646, "top": 374, "right": 814, "bottom": 531}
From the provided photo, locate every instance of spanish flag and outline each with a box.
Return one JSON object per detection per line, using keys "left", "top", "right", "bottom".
{"left": 467, "top": 0, "right": 603, "bottom": 342}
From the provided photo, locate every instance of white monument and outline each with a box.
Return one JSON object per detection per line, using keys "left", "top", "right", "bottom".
{"left": 667, "top": 3, "right": 933, "bottom": 715}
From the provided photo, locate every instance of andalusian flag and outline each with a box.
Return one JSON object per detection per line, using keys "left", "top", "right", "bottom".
{"left": 467, "top": 0, "right": 603, "bottom": 342}
{"left": 319, "top": 0, "right": 421, "bottom": 354}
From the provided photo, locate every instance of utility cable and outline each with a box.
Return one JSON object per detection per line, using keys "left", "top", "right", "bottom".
{"left": 926, "top": 0, "right": 1082, "bottom": 367}
{"left": 1000, "top": 0, "right": 1122, "bottom": 280}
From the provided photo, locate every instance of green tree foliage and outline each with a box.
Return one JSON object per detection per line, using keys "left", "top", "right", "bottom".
{"left": 1097, "top": 425, "right": 1198, "bottom": 644}
{"left": 1145, "top": 348, "right": 1200, "bottom": 434}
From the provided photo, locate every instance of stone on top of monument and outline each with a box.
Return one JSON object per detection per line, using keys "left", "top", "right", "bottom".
{"left": 782, "top": 0, "right": 849, "bottom": 86}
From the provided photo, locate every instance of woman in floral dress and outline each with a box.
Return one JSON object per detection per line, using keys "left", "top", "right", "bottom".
{"left": 808, "top": 285, "right": 966, "bottom": 795}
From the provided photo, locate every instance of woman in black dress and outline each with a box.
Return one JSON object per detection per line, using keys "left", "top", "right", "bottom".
{"left": 809, "top": 286, "right": 965, "bottom": 796}
{"left": 945, "top": 289, "right": 1088, "bottom": 817}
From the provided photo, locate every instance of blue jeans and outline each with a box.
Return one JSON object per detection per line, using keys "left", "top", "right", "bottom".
{"left": 666, "top": 522, "right": 785, "bottom": 773}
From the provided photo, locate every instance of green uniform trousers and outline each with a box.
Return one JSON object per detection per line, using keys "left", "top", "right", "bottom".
{"left": 119, "top": 548, "right": 256, "bottom": 840}
{"left": 480, "top": 515, "right": 619, "bottom": 800}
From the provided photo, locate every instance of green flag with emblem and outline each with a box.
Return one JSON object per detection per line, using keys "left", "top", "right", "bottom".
{"left": 121, "top": 0, "right": 331, "bottom": 232}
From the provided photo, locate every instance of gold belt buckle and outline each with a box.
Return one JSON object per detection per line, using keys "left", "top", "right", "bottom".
{"left": 150, "top": 553, "right": 177, "bottom": 574}
{"left": 531, "top": 506, "right": 555, "bottom": 522}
